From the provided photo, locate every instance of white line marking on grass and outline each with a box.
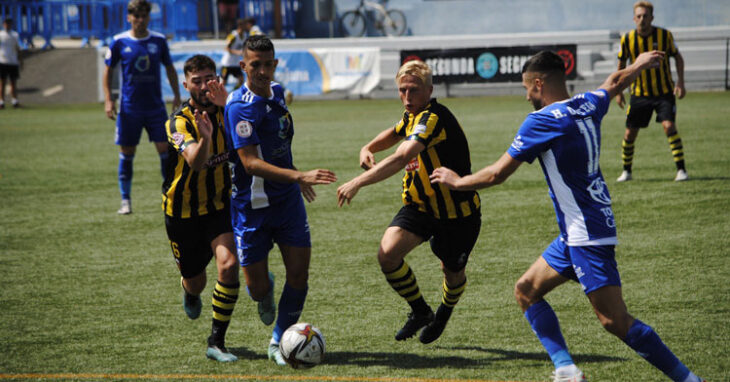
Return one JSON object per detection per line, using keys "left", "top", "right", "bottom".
{"left": 42, "top": 85, "right": 64, "bottom": 97}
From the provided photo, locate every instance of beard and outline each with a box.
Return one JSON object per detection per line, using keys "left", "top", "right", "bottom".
{"left": 191, "top": 92, "right": 213, "bottom": 108}
{"left": 531, "top": 98, "right": 542, "bottom": 111}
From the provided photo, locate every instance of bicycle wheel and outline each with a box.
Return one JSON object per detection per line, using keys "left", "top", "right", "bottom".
{"left": 382, "top": 9, "right": 406, "bottom": 36}
{"left": 340, "top": 11, "right": 367, "bottom": 37}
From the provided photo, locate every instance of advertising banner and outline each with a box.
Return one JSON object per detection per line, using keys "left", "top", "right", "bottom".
{"left": 400, "top": 45, "right": 577, "bottom": 84}
{"left": 152, "top": 48, "right": 380, "bottom": 100}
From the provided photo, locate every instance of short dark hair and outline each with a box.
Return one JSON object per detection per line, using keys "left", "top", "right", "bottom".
{"left": 245, "top": 34, "right": 274, "bottom": 55}
{"left": 522, "top": 50, "right": 566, "bottom": 79}
{"left": 127, "top": 0, "right": 151, "bottom": 15}
{"left": 243, "top": 17, "right": 256, "bottom": 26}
{"left": 184, "top": 55, "right": 216, "bottom": 77}
{"left": 3, "top": 18, "right": 13, "bottom": 27}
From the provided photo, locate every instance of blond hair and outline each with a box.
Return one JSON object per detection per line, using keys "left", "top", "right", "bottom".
{"left": 396, "top": 60, "right": 432, "bottom": 87}
{"left": 633, "top": 1, "right": 653, "bottom": 15}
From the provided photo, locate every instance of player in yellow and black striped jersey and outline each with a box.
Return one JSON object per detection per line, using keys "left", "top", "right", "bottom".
{"left": 615, "top": 1, "right": 688, "bottom": 182}
{"left": 337, "top": 60, "right": 481, "bottom": 345}
{"left": 162, "top": 54, "right": 240, "bottom": 363}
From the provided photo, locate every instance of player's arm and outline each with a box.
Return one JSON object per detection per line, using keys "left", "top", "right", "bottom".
{"left": 338, "top": 139, "right": 423, "bottom": 207}
{"left": 103, "top": 65, "right": 116, "bottom": 120}
{"left": 179, "top": 110, "right": 213, "bottom": 171}
{"left": 614, "top": 57, "right": 628, "bottom": 108}
{"left": 600, "top": 50, "right": 665, "bottom": 100}
{"left": 674, "top": 52, "right": 686, "bottom": 99}
{"left": 360, "top": 127, "right": 403, "bottom": 170}
{"left": 165, "top": 64, "right": 182, "bottom": 112}
{"left": 430, "top": 152, "right": 523, "bottom": 191}
{"left": 226, "top": 37, "right": 243, "bottom": 57}
{"left": 237, "top": 145, "right": 337, "bottom": 186}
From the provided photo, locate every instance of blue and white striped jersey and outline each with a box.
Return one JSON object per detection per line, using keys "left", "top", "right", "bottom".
{"left": 224, "top": 82, "right": 299, "bottom": 210}
{"left": 507, "top": 89, "right": 617, "bottom": 246}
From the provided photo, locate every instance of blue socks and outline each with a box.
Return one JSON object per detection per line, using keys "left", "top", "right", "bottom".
{"left": 158, "top": 151, "right": 169, "bottom": 179}
{"left": 272, "top": 283, "right": 308, "bottom": 343}
{"left": 525, "top": 300, "right": 574, "bottom": 368}
{"left": 118, "top": 152, "right": 134, "bottom": 200}
{"left": 623, "top": 319, "right": 690, "bottom": 382}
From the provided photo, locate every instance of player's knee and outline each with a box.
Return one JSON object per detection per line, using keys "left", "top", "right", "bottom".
{"left": 377, "top": 249, "right": 401, "bottom": 271}
{"left": 218, "top": 259, "right": 239, "bottom": 283}
{"left": 597, "top": 312, "right": 632, "bottom": 338}
{"left": 285, "top": 270, "right": 309, "bottom": 290}
{"left": 513, "top": 278, "right": 537, "bottom": 309}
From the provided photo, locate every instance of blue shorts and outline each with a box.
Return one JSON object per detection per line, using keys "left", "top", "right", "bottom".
{"left": 115, "top": 107, "right": 168, "bottom": 146}
{"left": 232, "top": 194, "right": 311, "bottom": 267}
{"left": 542, "top": 237, "right": 621, "bottom": 294}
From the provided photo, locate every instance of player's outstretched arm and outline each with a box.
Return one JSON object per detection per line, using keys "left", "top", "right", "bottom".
{"left": 338, "top": 139, "right": 422, "bottom": 207}
{"left": 238, "top": 145, "right": 336, "bottom": 186}
{"left": 430, "top": 152, "right": 522, "bottom": 191}
{"left": 601, "top": 50, "right": 664, "bottom": 99}
{"left": 360, "top": 128, "right": 402, "bottom": 170}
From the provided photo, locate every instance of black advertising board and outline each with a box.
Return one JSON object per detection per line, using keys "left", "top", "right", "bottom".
{"left": 400, "top": 45, "right": 577, "bottom": 84}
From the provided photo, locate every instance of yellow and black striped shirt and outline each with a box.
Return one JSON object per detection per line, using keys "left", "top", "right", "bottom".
{"left": 162, "top": 101, "right": 231, "bottom": 218}
{"left": 393, "top": 98, "right": 480, "bottom": 220}
{"left": 618, "top": 26, "right": 679, "bottom": 97}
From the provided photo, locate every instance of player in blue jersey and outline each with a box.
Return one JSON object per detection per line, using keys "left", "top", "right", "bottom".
{"left": 103, "top": 0, "right": 181, "bottom": 215}
{"left": 224, "top": 35, "right": 337, "bottom": 366}
{"left": 430, "top": 50, "right": 704, "bottom": 382}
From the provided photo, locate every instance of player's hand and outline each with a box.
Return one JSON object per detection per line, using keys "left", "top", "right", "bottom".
{"left": 429, "top": 167, "right": 461, "bottom": 189}
{"left": 635, "top": 50, "right": 665, "bottom": 71}
{"left": 105, "top": 99, "right": 117, "bottom": 120}
{"left": 615, "top": 92, "right": 625, "bottom": 109}
{"left": 298, "top": 169, "right": 337, "bottom": 187}
{"left": 171, "top": 96, "right": 182, "bottom": 113}
{"left": 359, "top": 147, "right": 376, "bottom": 170}
{"left": 337, "top": 179, "right": 360, "bottom": 207}
{"left": 301, "top": 183, "right": 317, "bottom": 203}
{"left": 194, "top": 109, "right": 213, "bottom": 141}
{"left": 206, "top": 78, "right": 229, "bottom": 107}
{"left": 674, "top": 82, "right": 686, "bottom": 99}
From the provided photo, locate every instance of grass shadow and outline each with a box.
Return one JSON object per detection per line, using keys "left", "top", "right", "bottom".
{"left": 325, "top": 350, "right": 486, "bottom": 369}
{"left": 444, "top": 346, "right": 627, "bottom": 364}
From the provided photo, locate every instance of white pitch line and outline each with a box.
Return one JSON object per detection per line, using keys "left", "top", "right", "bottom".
{"left": 42, "top": 84, "right": 64, "bottom": 97}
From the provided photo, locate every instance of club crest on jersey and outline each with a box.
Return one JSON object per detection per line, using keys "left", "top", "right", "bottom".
{"left": 134, "top": 55, "right": 150, "bottom": 72}
{"left": 587, "top": 178, "right": 612, "bottom": 205}
{"left": 236, "top": 120, "right": 253, "bottom": 138}
{"left": 147, "top": 43, "right": 158, "bottom": 54}
{"left": 172, "top": 132, "right": 184, "bottom": 147}
{"left": 405, "top": 158, "right": 420, "bottom": 172}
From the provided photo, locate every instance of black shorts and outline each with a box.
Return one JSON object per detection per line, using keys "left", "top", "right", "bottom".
{"left": 165, "top": 208, "right": 233, "bottom": 278}
{"left": 626, "top": 94, "right": 676, "bottom": 128}
{"left": 389, "top": 205, "right": 481, "bottom": 272}
{"left": 0, "top": 63, "right": 20, "bottom": 81}
{"left": 221, "top": 66, "right": 243, "bottom": 82}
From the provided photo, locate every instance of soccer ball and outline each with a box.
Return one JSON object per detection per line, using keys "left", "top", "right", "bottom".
{"left": 279, "top": 322, "right": 325, "bottom": 369}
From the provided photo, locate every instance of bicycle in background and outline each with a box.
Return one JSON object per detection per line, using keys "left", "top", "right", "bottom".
{"left": 340, "top": 0, "right": 407, "bottom": 37}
